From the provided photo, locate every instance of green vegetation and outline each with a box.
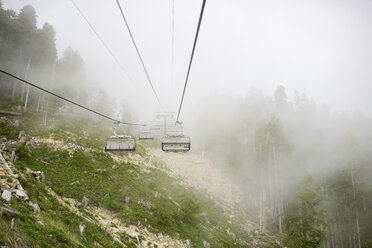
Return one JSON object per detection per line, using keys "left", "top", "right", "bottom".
{"left": 0, "top": 113, "right": 266, "bottom": 247}
{"left": 283, "top": 176, "right": 325, "bottom": 248}
{"left": 12, "top": 132, "right": 253, "bottom": 247}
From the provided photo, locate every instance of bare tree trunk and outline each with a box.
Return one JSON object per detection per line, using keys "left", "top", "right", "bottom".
{"left": 21, "top": 57, "right": 31, "bottom": 105}
{"left": 23, "top": 85, "right": 30, "bottom": 113}
{"left": 350, "top": 168, "right": 362, "bottom": 248}
{"left": 36, "top": 94, "right": 42, "bottom": 112}
{"left": 261, "top": 176, "right": 266, "bottom": 234}
{"left": 43, "top": 99, "right": 48, "bottom": 126}
{"left": 331, "top": 228, "right": 335, "bottom": 248}
{"left": 42, "top": 61, "right": 56, "bottom": 125}
{"left": 12, "top": 48, "right": 23, "bottom": 101}
{"left": 258, "top": 142, "right": 266, "bottom": 234}
{"left": 355, "top": 211, "right": 361, "bottom": 248}
{"left": 349, "top": 234, "right": 352, "bottom": 248}
{"left": 11, "top": 80, "right": 17, "bottom": 101}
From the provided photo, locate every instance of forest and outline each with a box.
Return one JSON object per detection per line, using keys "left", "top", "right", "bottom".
{"left": 193, "top": 87, "right": 372, "bottom": 247}
{"left": 1, "top": 2, "right": 372, "bottom": 248}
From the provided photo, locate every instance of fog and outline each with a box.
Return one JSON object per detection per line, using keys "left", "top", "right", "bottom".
{"left": 1, "top": 0, "right": 372, "bottom": 246}
{"left": 3, "top": 0, "right": 372, "bottom": 121}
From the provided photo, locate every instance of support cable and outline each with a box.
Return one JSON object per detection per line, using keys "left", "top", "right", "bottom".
{"left": 176, "top": 0, "right": 207, "bottom": 122}
{"left": 0, "top": 69, "right": 146, "bottom": 126}
{"left": 115, "top": 0, "right": 163, "bottom": 108}
{"left": 70, "top": 0, "right": 134, "bottom": 83}
{"left": 171, "top": 0, "right": 175, "bottom": 94}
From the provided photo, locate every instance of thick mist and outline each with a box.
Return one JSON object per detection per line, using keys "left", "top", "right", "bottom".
{"left": 1, "top": 0, "right": 372, "bottom": 246}
{"left": 3, "top": 0, "right": 372, "bottom": 119}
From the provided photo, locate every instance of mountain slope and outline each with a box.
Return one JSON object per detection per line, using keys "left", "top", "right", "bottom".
{"left": 0, "top": 114, "right": 281, "bottom": 247}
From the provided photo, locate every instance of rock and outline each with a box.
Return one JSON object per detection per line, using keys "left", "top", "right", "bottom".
{"left": 25, "top": 168, "right": 33, "bottom": 175}
{"left": 157, "top": 232, "right": 163, "bottom": 239}
{"left": 10, "top": 151, "right": 15, "bottom": 162}
{"left": 112, "top": 165, "right": 118, "bottom": 170}
{"left": 71, "top": 180, "right": 81, "bottom": 185}
{"left": 2, "top": 190, "right": 12, "bottom": 202}
{"left": 18, "top": 130, "right": 26, "bottom": 138}
{"left": 138, "top": 199, "right": 151, "bottom": 211}
{"left": 15, "top": 189, "right": 27, "bottom": 198}
{"left": 186, "top": 240, "right": 191, "bottom": 246}
{"left": 75, "top": 201, "right": 83, "bottom": 208}
{"left": 96, "top": 169, "right": 106, "bottom": 173}
{"left": 41, "top": 171, "right": 45, "bottom": 183}
{"left": 79, "top": 223, "right": 86, "bottom": 235}
{"left": 125, "top": 196, "right": 130, "bottom": 204}
{"left": 113, "top": 237, "right": 126, "bottom": 247}
{"left": 29, "top": 202, "right": 41, "bottom": 212}
{"left": 29, "top": 138, "right": 36, "bottom": 145}
{"left": 203, "top": 240, "right": 210, "bottom": 248}
{"left": 37, "top": 218, "right": 45, "bottom": 225}
{"left": 72, "top": 137, "right": 77, "bottom": 142}
{"left": 40, "top": 157, "right": 50, "bottom": 163}
{"left": 14, "top": 120, "right": 20, "bottom": 127}
{"left": 5, "top": 141, "right": 17, "bottom": 151}
{"left": 82, "top": 196, "right": 90, "bottom": 208}
{"left": 227, "top": 228, "right": 236, "bottom": 241}
{"left": 11, "top": 218, "right": 15, "bottom": 229}
{"left": 154, "top": 192, "right": 161, "bottom": 198}
{"left": 128, "top": 231, "right": 139, "bottom": 239}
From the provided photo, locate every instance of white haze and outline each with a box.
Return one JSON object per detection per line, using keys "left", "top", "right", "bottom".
{"left": 3, "top": 0, "right": 372, "bottom": 123}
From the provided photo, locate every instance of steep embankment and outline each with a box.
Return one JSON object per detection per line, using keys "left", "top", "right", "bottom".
{"left": 0, "top": 115, "right": 280, "bottom": 248}
{"left": 151, "top": 150, "right": 246, "bottom": 209}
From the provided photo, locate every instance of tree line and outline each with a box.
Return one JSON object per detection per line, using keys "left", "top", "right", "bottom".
{"left": 0, "top": 2, "right": 120, "bottom": 124}
{"left": 194, "top": 86, "right": 372, "bottom": 247}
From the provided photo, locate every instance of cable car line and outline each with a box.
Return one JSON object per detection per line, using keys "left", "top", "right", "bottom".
{"left": 70, "top": 0, "right": 134, "bottom": 83}
{"left": 115, "top": 0, "right": 163, "bottom": 108}
{"left": 176, "top": 0, "right": 207, "bottom": 123}
{"left": 0, "top": 69, "right": 146, "bottom": 127}
{"left": 171, "top": 0, "right": 175, "bottom": 94}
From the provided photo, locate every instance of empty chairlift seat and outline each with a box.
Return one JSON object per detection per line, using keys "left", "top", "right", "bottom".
{"left": 161, "top": 134, "right": 191, "bottom": 152}
{"left": 105, "top": 135, "right": 136, "bottom": 152}
{"left": 149, "top": 125, "right": 162, "bottom": 131}
{"left": 139, "top": 131, "right": 155, "bottom": 140}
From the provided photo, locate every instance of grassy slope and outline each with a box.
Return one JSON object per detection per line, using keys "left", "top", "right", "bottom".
{"left": 0, "top": 114, "right": 276, "bottom": 247}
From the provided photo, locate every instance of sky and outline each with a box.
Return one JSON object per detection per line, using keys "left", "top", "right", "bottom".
{"left": 3, "top": 0, "right": 372, "bottom": 120}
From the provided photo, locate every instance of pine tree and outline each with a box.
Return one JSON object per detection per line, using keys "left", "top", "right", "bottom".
{"left": 284, "top": 176, "right": 325, "bottom": 248}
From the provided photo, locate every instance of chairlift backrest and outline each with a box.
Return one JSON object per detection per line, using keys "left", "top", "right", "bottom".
{"left": 161, "top": 134, "right": 190, "bottom": 152}
{"left": 139, "top": 131, "right": 155, "bottom": 140}
{"left": 105, "top": 135, "right": 136, "bottom": 152}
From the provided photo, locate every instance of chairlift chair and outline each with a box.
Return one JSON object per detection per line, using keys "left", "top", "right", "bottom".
{"left": 161, "top": 134, "right": 191, "bottom": 152}
{"left": 139, "top": 131, "right": 155, "bottom": 140}
{"left": 149, "top": 124, "right": 162, "bottom": 131}
{"left": 105, "top": 135, "right": 136, "bottom": 152}
{"left": 105, "top": 122, "right": 136, "bottom": 152}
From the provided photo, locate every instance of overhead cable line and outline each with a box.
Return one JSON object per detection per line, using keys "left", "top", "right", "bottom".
{"left": 70, "top": 0, "right": 134, "bottom": 83}
{"left": 176, "top": 0, "right": 207, "bottom": 122}
{"left": 171, "top": 0, "right": 175, "bottom": 93}
{"left": 0, "top": 69, "right": 146, "bottom": 126}
{"left": 115, "top": 0, "right": 163, "bottom": 108}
